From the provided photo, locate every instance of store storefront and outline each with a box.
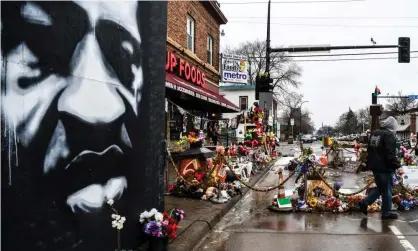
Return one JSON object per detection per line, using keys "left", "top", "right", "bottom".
{"left": 165, "top": 49, "right": 239, "bottom": 140}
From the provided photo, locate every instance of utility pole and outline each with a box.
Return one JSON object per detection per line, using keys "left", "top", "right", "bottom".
{"left": 265, "top": 0, "right": 271, "bottom": 73}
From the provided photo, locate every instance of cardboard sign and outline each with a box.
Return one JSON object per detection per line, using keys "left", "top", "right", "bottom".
{"left": 306, "top": 180, "right": 334, "bottom": 198}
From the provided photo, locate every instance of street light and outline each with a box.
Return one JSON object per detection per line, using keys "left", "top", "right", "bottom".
{"left": 299, "top": 101, "right": 309, "bottom": 138}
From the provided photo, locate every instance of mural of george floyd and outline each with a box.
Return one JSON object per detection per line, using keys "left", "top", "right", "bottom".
{"left": 1, "top": 1, "right": 167, "bottom": 250}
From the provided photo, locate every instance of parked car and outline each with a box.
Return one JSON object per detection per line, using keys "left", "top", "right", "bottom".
{"left": 301, "top": 134, "right": 314, "bottom": 143}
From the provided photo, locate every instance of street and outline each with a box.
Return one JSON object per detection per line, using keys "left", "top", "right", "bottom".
{"left": 193, "top": 142, "right": 418, "bottom": 251}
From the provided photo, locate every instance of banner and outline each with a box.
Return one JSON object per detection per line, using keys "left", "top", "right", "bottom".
{"left": 221, "top": 54, "right": 249, "bottom": 84}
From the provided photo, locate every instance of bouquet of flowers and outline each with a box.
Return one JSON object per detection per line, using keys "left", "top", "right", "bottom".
{"left": 187, "top": 131, "right": 204, "bottom": 144}
{"left": 139, "top": 208, "right": 185, "bottom": 240}
{"left": 168, "top": 136, "right": 188, "bottom": 153}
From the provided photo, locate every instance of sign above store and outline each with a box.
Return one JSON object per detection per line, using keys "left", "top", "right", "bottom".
{"left": 166, "top": 51, "right": 206, "bottom": 87}
{"left": 221, "top": 54, "right": 248, "bottom": 84}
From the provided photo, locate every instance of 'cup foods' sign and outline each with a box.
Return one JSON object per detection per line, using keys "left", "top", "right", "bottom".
{"left": 222, "top": 54, "right": 248, "bottom": 84}
{"left": 166, "top": 51, "right": 206, "bottom": 87}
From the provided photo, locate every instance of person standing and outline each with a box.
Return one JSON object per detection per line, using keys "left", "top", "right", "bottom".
{"left": 359, "top": 116, "right": 401, "bottom": 219}
{"left": 211, "top": 123, "right": 219, "bottom": 146}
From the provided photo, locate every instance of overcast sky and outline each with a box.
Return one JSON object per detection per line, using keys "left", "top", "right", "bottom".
{"left": 218, "top": 0, "right": 418, "bottom": 129}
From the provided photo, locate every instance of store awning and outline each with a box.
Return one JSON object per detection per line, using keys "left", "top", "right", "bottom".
{"left": 166, "top": 73, "right": 240, "bottom": 112}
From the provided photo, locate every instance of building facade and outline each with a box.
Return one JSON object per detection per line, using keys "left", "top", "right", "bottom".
{"left": 219, "top": 84, "right": 279, "bottom": 133}
{"left": 165, "top": 1, "right": 239, "bottom": 139}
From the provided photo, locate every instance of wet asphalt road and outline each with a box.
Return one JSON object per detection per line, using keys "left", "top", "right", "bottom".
{"left": 193, "top": 142, "right": 418, "bottom": 251}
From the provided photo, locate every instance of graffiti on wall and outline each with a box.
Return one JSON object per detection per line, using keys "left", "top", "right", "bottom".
{"left": 1, "top": 1, "right": 166, "bottom": 250}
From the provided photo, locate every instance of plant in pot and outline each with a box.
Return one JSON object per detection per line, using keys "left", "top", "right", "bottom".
{"left": 139, "top": 208, "right": 185, "bottom": 251}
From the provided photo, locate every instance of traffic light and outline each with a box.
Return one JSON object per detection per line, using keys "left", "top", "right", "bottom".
{"left": 398, "top": 37, "right": 410, "bottom": 63}
{"left": 372, "top": 92, "right": 377, "bottom": 104}
{"left": 255, "top": 72, "right": 273, "bottom": 100}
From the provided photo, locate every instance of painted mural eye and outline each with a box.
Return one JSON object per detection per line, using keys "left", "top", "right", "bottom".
{"left": 122, "top": 41, "right": 134, "bottom": 56}
{"left": 21, "top": 2, "right": 53, "bottom": 26}
{"left": 95, "top": 20, "right": 142, "bottom": 91}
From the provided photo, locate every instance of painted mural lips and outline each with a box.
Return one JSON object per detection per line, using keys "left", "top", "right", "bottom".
{"left": 60, "top": 145, "right": 127, "bottom": 198}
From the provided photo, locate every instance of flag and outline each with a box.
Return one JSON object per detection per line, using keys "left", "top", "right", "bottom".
{"left": 374, "top": 86, "right": 381, "bottom": 95}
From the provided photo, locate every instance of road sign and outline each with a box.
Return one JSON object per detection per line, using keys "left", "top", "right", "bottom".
{"left": 291, "top": 119, "right": 294, "bottom": 126}
{"left": 408, "top": 95, "right": 418, "bottom": 99}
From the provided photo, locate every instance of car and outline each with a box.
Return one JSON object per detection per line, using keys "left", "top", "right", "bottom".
{"left": 301, "top": 134, "right": 314, "bottom": 143}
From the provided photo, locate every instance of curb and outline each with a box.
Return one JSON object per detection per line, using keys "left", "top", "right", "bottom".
{"left": 168, "top": 158, "right": 280, "bottom": 251}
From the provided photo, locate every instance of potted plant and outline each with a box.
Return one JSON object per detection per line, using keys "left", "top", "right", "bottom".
{"left": 139, "top": 208, "right": 185, "bottom": 251}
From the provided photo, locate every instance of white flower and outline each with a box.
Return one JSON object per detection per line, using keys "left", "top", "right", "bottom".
{"left": 107, "top": 199, "right": 114, "bottom": 206}
{"left": 120, "top": 217, "right": 126, "bottom": 223}
{"left": 139, "top": 211, "right": 149, "bottom": 223}
{"left": 154, "top": 212, "right": 163, "bottom": 222}
{"left": 116, "top": 215, "right": 121, "bottom": 220}
{"left": 111, "top": 214, "right": 117, "bottom": 219}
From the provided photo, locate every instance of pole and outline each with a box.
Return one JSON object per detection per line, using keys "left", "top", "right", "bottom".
{"left": 265, "top": 0, "right": 271, "bottom": 73}
{"left": 299, "top": 106, "right": 302, "bottom": 136}
{"left": 271, "top": 44, "right": 399, "bottom": 53}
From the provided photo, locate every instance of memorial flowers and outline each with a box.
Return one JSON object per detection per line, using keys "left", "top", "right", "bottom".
{"left": 139, "top": 208, "right": 184, "bottom": 239}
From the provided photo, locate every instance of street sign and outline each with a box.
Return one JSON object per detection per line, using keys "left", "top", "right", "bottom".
{"left": 291, "top": 119, "right": 294, "bottom": 126}
{"left": 408, "top": 95, "right": 418, "bottom": 99}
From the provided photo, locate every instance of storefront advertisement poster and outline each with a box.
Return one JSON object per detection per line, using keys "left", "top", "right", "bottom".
{"left": 222, "top": 54, "right": 249, "bottom": 84}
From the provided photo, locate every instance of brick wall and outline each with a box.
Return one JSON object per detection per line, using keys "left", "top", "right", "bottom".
{"left": 167, "top": 1, "right": 221, "bottom": 84}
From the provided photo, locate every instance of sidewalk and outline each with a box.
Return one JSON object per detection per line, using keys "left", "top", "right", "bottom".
{"left": 165, "top": 158, "right": 280, "bottom": 251}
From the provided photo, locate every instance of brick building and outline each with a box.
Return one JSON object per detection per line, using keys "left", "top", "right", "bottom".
{"left": 165, "top": 1, "right": 239, "bottom": 139}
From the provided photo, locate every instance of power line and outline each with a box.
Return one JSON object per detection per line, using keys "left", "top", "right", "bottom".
{"left": 228, "top": 16, "right": 418, "bottom": 20}
{"left": 227, "top": 21, "right": 418, "bottom": 28}
{"left": 245, "top": 51, "right": 418, "bottom": 59}
{"left": 292, "top": 56, "right": 418, "bottom": 62}
{"left": 220, "top": 0, "right": 365, "bottom": 4}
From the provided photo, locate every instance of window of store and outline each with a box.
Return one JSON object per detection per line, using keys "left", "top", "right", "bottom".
{"left": 207, "top": 35, "right": 213, "bottom": 65}
{"left": 239, "top": 96, "right": 248, "bottom": 111}
{"left": 186, "top": 15, "right": 195, "bottom": 52}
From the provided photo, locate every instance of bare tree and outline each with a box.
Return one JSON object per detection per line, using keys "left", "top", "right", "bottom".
{"left": 278, "top": 91, "right": 315, "bottom": 138}
{"left": 386, "top": 91, "right": 418, "bottom": 115}
{"left": 223, "top": 40, "right": 302, "bottom": 96}
{"left": 356, "top": 106, "right": 371, "bottom": 132}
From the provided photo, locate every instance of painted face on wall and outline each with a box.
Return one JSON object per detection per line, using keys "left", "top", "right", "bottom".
{"left": 2, "top": 1, "right": 142, "bottom": 214}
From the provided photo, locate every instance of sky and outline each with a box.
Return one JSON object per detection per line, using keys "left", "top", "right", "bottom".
{"left": 217, "top": 0, "right": 418, "bottom": 129}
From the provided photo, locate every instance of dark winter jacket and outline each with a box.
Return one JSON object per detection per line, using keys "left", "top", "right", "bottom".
{"left": 367, "top": 128, "right": 401, "bottom": 173}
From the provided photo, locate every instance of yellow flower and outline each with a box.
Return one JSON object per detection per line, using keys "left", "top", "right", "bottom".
{"left": 309, "top": 198, "right": 318, "bottom": 208}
